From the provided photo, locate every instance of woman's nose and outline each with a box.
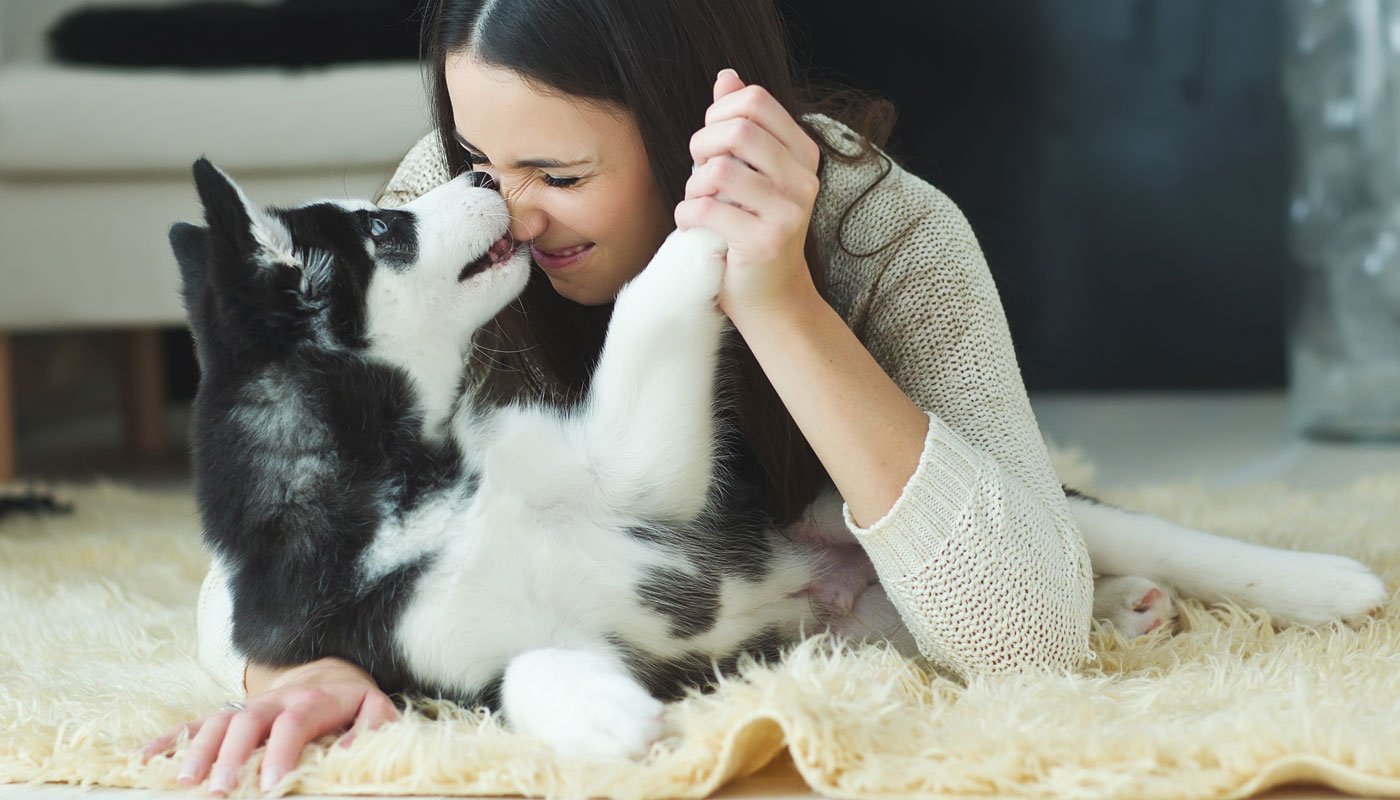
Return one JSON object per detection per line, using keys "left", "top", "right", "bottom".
{"left": 509, "top": 206, "right": 547, "bottom": 243}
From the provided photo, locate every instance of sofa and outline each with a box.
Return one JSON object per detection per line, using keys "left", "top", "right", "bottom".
{"left": 0, "top": 0, "right": 432, "bottom": 480}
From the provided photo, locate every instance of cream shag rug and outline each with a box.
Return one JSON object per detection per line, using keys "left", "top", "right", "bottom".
{"left": 2, "top": 446, "right": 1399, "bottom": 800}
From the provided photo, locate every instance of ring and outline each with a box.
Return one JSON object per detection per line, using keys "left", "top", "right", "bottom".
{"left": 220, "top": 701, "right": 247, "bottom": 713}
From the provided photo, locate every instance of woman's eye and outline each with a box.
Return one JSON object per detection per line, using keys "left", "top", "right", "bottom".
{"left": 464, "top": 151, "right": 490, "bottom": 165}
{"left": 369, "top": 216, "right": 389, "bottom": 237}
{"left": 544, "top": 175, "right": 580, "bottom": 188}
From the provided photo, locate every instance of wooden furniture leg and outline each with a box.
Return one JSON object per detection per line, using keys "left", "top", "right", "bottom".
{"left": 0, "top": 333, "right": 13, "bottom": 483}
{"left": 119, "top": 328, "right": 167, "bottom": 456}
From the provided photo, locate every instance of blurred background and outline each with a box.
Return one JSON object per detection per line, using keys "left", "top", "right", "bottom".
{"left": 1, "top": 0, "right": 1397, "bottom": 490}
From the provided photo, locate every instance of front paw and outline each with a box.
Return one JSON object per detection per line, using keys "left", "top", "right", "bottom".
{"left": 502, "top": 648, "right": 666, "bottom": 762}
{"left": 649, "top": 227, "right": 727, "bottom": 308}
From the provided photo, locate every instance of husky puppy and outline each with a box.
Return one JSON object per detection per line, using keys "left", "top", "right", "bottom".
{"left": 172, "top": 159, "right": 1388, "bottom": 760}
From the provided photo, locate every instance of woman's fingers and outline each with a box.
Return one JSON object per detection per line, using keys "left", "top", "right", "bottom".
{"left": 704, "top": 82, "right": 820, "bottom": 173}
{"left": 713, "top": 67, "right": 745, "bottom": 104}
{"left": 175, "top": 710, "right": 234, "bottom": 787}
{"left": 141, "top": 718, "right": 201, "bottom": 763}
{"left": 689, "top": 118, "right": 797, "bottom": 193}
{"left": 257, "top": 688, "right": 367, "bottom": 792}
{"left": 687, "top": 155, "right": 790, "bottom": 219}
{"left": 675, "top": 194, "right": 765, "bottom": 243}
{"left": 337, "top": 689, "right": 400, "bottom": 750}
{"left": 206, "top": 705, "right": 278, "bottom": 795}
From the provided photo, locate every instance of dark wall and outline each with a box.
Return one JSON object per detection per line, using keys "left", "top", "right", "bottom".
{"left": 779, "top": 0, "right": 1292, "bottom": 390}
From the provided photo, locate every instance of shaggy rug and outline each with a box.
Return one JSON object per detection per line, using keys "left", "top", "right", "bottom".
{"left": 2, "top": 445, "right": 1399, "bottom": 800}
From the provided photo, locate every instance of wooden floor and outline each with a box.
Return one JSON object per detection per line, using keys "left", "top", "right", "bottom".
{"left": 6, "top": 391, "right": 1399, "bottom": 799}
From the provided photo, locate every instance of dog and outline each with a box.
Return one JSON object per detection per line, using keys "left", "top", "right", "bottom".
{"left": 172, "top": 158, "right": 1389, "bottom": 760}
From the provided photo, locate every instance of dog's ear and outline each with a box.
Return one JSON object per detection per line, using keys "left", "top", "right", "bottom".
{"left": 169, "top": 222, "right": 209, "bottom": 315}
{"left": 190, "top": 158, "right": 301, "bottom": 273}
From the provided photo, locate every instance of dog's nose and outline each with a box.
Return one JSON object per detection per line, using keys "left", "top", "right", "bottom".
{"left": 466, "top": 170, "right": 499, "bottom": 192}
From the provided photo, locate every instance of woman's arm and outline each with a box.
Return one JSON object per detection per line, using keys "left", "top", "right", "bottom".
{"left": 726, "top": 286, "right": 929, "bottom": 529}
{"left": 679, "top": 72, "right": 1096, "bottom": 682}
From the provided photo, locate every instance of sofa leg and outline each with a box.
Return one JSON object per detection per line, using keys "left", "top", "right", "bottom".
{"left": 119, "top": 329, "right": 167, "bottom": 456}
{"left": 0, "top": 333, "right": 13, "bottom": 483}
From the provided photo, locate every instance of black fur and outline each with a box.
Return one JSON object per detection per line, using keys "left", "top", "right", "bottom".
{"left": 175, "top": 160, "right": 798, "bottom": 712}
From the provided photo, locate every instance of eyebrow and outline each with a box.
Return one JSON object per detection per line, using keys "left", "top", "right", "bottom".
{"left": 454, "top": 132, "right": 592, "bottom": 170}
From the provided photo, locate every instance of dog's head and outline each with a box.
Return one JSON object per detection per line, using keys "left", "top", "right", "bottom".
{"left": 171, "top": 158, "right": 530, "bottom": 379}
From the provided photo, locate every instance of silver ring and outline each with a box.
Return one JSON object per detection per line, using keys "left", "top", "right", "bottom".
{"left": 220, "top": 701, "right": 247, "bottom": 713}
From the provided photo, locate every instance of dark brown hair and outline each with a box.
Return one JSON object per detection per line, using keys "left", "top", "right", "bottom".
{"left": 420, "top": 0, "right": 897, "bottom": 527}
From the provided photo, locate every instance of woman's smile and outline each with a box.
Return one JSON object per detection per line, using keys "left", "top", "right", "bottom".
{"left": 531, "top": 242, "right": 596, "bottom": 271}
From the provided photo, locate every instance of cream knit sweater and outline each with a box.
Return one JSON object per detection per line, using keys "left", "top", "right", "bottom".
{"left": 195, "top": 115, "right": 1097, "bottom": 694}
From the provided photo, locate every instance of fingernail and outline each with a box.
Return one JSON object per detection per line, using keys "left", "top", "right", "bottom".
{"left": 718, "top": 68, "right": 737, "bottom": 80}
{"left": 176, "top": 761, "right": 199, "bottom": 785}
{"left": 261, "top": 768, "right": 283, "bottom": 793}
{"left": 209, "top": 765, "right": 235, "bottom": 794}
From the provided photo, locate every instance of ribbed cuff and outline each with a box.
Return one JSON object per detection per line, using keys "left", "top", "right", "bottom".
{"left": 841, "top": 409, "right": 990, "bottom": 576}
{"left": 196, "top": 559, "right": 249, "bottom": 696}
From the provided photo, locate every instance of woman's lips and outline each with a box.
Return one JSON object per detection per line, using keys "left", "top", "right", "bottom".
{"left": 532, "top": 242, "right": 595, "bottom": 271}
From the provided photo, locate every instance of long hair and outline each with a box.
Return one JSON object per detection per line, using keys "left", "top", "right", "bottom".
{"left": 419, "top": 0, "right": 898, "bottom": 527}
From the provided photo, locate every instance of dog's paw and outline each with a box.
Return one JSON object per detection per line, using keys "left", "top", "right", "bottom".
{"left": 1247, "top": 552, "right": 1389, "bottom": 628}
{"left": 1093, "top": 575, "right": 1179, "bottom": 637}
{"left": 651, "top": 227, "right": 727, "bottom": 306}
{"left": 502, "top": 648, "right": 665, "bottom": 762}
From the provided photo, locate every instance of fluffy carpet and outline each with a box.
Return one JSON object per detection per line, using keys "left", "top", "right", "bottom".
{"left": 2, "top": 445, "right": 1399, "bottom": 800}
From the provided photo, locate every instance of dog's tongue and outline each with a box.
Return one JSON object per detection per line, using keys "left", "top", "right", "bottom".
{"left": 488, "top": 236, "right": 513, "bottom": 264}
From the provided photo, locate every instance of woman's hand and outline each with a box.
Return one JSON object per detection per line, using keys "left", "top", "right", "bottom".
{"left": 140, "top": 657, "right": 398, "bottom": 796}
{"left": 675, "top": 68, "right": 824, "bottom": 325}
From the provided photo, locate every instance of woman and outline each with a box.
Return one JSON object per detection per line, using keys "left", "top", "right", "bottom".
{"left": 146, "top": 0, "right": 1096, "bottom": 793}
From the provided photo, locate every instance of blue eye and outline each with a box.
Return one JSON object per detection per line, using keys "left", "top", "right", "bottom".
{"left": 369, "top": 216, "right": 389, "bottom": 237}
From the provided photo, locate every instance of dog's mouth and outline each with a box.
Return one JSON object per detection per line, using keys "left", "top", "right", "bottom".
{"left": 458, "top": 235, "right": 519, "bottom": 281}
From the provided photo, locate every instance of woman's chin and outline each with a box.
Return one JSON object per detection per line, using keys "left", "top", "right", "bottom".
{"left": 545, "top": 274, "right": 619, "bottom": 307}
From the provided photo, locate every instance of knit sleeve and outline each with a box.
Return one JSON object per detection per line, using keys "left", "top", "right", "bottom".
{"left": 376, "top": 131, "right": 453, "bottom": 208}
{"left": 196, "top": 559, "right": 247, "bottom": 695}
{"left": 823, "top": 165, "right": 1097, "bottom": 682}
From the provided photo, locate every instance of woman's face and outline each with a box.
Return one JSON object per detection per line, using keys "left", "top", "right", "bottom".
{"left": 444, "top": 54, "right": 674, "bottom": 306}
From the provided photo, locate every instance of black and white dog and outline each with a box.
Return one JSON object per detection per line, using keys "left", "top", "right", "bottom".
{"left": 172, "top": 159, "right": 1388, "bottom": 760}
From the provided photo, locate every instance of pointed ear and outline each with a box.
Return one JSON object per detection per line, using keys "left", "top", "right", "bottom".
{"left": 190, "top": 158, "right": 300, "bottom": 270}
{"left": 169, "top": 222, "right": 209, "bottom": 314}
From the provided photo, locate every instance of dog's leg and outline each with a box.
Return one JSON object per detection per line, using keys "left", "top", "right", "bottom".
{"left": 1067, "top": 491, "right": 1389, "bottom": 629}
{"left": 574, "top": 228, "right": 730, "bottom": 520}
{"left": 501, "top": 646, "right": 665, "bottom": 761}
{"left": 462, "top": 229, "right": 728, "bottom": 520}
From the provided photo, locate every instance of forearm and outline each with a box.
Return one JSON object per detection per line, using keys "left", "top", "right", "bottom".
{"left": 728, "top": 286, "right": 931, "bottom": 529}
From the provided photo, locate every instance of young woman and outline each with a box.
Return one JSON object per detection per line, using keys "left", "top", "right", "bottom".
{"left": 147, "top": 0, "right": 1096, "bottom": 793}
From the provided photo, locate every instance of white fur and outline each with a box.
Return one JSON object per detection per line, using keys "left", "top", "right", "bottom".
{"left": 362, "top": 180, "right": 530, "bottom": 439}
{"left": 378, "top": 227, "right": 828, "bottom": 759}
{"left": 502, "top": 647, "right": 665, "bottom": 762}
{"left": 232, "top": 171, "right": 1386, "bottom": 762}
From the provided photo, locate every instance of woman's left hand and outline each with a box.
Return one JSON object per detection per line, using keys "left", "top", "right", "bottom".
{"left": 676, "top": 68, "right": 823, "bottom": 324}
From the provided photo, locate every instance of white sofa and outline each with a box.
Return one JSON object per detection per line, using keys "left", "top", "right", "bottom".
{"left": 0, "top": 0, "right": 432, "bottom": 480}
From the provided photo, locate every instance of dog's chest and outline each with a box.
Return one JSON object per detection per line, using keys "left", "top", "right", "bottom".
{"left": 391, "top": 494, "right": 693, "bottom": 689}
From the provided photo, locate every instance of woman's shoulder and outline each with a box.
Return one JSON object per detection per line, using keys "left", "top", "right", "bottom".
{"left": 377, "top": 130, "right": 452, "bottom": 208}
{"left": 800, "top": 113, "right": 986, "bottom": 320}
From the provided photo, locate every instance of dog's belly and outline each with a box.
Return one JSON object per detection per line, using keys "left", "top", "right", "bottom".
{"left": 393, "top": 495, "right": 825, "bottom": 698}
